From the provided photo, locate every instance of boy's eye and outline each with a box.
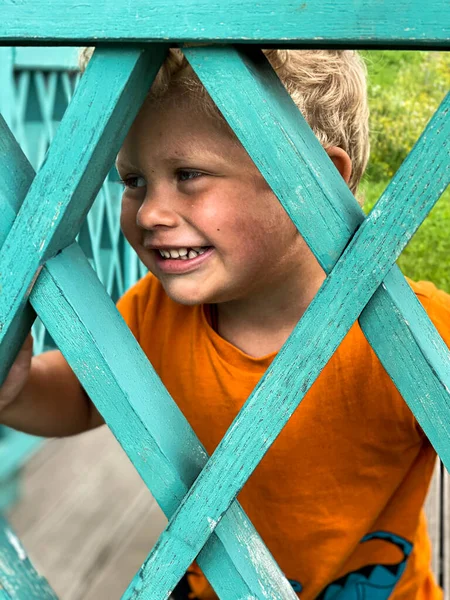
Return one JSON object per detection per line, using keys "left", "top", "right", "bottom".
{"left": 120, "top": 176, "right": 146, "bottom": 189}
{"left": 177, "top": 169, "right": 204, "bottom": 182}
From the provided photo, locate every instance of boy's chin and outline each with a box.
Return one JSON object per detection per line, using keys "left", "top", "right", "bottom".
{"left": 160, "top": 280, "right": 217, "bottom": 307}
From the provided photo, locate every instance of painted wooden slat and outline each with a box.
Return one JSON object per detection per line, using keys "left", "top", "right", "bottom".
{"left": 0, "top": 0, "right": 449, "bottom": 47}
{"left": 0, "top": 48, "right": 14, "bottom": 129}
{"left": 14, "top": 47, "right": 78, "bottom": 70}
{"left": 127, "top": 57, "right": 450, "bottom": 594}
{"left": 0, "top": 114, "right": 297, "bottom": 598}
{"left": 0, "top": 113, "right": 39, "bottom": 390}
{"left": 0, "top": 517, "right": 58, "bottom": 600}
{"left": 0, "top": 45, "right": 169, "bottom": 384}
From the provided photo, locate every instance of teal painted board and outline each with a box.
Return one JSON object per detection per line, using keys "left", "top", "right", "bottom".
{"left": 0, "top": 118, "right": 296, "bottom": 598}
{"left": 0, "top": 45, "right": 169, "bottom": 384}
{"left": 0, "top": 517, "right": 58, "bottom": 599}
{"left": 0, "top": 0, "right": 448, "bottom": 46}
{"left": 0, "top": 113, "right": 38, "bottom": 385}
{"left": 186, "top": 46, "right": 450, "bottom": 459}
{"left": 123, "top": 56, "right": 450, "bottom": 594}
{"left": 0, "top": 115, "right": 43, "bottom": 502}
{"left": 14, "top": 47, "right": 78, "bottom": 70}
{"left": 0, "top": 48, "right": 14, "bottom": 129}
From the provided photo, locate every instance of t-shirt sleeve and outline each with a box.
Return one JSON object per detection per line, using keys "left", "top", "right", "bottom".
{"left": 116, "top": 273, "right": 155, "bottom": 343}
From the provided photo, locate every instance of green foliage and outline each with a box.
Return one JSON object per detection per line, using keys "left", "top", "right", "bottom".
{"left": 361, "top": 181, "right": 450, "bottom": 293}
{"left": 359, "top": 51, "right": 449, "bottom": 292}
{"left": 362, "top": 51, "right": 449, "bottom": 181}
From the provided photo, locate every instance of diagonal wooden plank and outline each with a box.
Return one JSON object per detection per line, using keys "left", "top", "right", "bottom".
{"left": 185, "top": 45, "right": 450, "bottom": 465}
{"left": 0, "top": 112, "right": 297, "bottom": 598}
{"left": 0, "top": 0, "right": 449, "bottom": 47}
{"left": 0, "top": 517, "right": 58, "bottom": 600}
{"left": 0, "top": 45, "right": 168, "bottom": 384}
{"left": 127, "top": 71, "right": 449, "bottom": 597}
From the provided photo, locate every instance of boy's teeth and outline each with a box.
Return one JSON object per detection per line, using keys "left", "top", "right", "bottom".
{"left": 158, "top": 247, "right": 209, "bottom": 260}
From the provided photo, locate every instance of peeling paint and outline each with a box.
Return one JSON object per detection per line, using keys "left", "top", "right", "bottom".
{"left": 6, "top": 529, "right": 26, "bottom": 561}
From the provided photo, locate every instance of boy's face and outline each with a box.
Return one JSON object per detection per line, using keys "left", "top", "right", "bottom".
{"left": 117, "top": 95, "right": 315, "bottom": 306}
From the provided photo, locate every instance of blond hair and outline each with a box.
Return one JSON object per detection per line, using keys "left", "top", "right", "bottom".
{"left": 79, "top": 47, "right": 369, "bottom": 192}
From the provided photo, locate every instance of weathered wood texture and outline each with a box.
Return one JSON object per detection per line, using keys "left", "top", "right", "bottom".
{"left": 0, "top": 0, "right": 449, "bottom": 47}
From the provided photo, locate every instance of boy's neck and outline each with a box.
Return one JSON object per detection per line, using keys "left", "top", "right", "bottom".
{"left": 215, "top": 270, "right": 325, "bottom": 358}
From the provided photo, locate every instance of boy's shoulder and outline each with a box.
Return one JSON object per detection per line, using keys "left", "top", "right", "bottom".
{"left": 409, "top": 278, "right": 450, "bottom": 303}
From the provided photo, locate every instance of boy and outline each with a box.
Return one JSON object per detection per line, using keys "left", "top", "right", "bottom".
{"left": 1, "top": 48, "right": 449, "bottom": 599}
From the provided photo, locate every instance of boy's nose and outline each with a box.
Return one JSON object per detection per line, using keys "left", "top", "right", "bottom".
{"left": 136, "top": 192, "right": 180, "bottom": 230}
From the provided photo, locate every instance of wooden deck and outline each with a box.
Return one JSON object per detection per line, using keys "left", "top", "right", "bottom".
{"left": 6, "top": 427, "right": 167, "bottom": 600}
{"left": 5, "top": 427, "right": 449, "bottom": 599}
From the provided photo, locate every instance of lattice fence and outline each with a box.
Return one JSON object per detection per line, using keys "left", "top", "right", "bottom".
{"left": 0, "top": 3, "right": 449, "bottom": 599}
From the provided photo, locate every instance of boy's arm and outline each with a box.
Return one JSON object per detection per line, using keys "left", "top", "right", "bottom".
{"left": 0, "top": 348, "right": 104, "bottom": 437}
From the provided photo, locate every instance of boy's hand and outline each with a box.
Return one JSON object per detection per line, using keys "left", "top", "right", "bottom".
{"left": 0, "top": 334, "right": 33, "bottom": 414}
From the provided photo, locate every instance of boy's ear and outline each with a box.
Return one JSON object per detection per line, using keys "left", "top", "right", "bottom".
{"left": 326, "top": 147, "right": 352, "bottom": 185}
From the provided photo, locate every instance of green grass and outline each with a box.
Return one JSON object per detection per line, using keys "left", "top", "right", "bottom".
{"left": 360, "top": 179, "right": 450, "bottom": 293}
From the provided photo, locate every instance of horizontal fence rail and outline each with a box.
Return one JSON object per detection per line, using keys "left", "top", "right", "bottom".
{"left": 0, "top": 0, "right": 449, "bottom": 47}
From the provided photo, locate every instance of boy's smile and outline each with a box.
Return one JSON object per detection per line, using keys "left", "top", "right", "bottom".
{"left": 117, "top": 95, "right": 323, "bottom": 311}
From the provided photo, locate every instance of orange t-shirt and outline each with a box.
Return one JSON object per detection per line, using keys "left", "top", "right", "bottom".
{"left": 117, "top": 274, "right": 449, "bottom": 599}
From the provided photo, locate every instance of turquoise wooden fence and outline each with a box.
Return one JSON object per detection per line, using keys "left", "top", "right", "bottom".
{"left": 0, "top": 2, "right": 449, "bottom": 598}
